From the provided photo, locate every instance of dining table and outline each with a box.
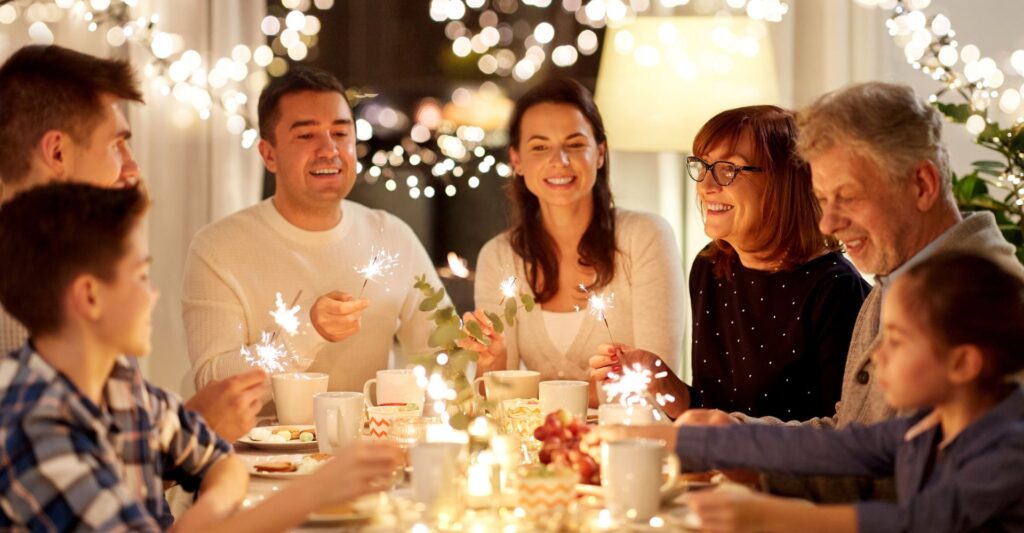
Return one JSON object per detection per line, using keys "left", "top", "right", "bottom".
{"left": 232, "top": 413, "right": 715, "bottom": 532}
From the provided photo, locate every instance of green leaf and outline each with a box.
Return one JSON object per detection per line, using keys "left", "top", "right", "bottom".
{"left": 418, "top": 287, "right": 445, "bottom": 312}
{"left": 953, "top": 174, "right": 988, "bottom": 202}
{"left": 520, "top": 293, "right": 536, "bottom": 312}
{"left": 484, "top": 311, "right": 504, "bottom": 334}
{"left": 935, "top": 102, "right": 971, "bottom": 123}
{"left": 465, "top": 320, "right": 490, "bottom": 346}
{"left": 428, "top": 319, "right": 460, "bottom": 348}
{"left": 504, "top": 298, "right": 517, "bottom": 327}
{"left": 971, "top": 160, "right": 1009, "bottom": 169}
{"left": 431, "top": 306, "right": 454, "bottom": 322}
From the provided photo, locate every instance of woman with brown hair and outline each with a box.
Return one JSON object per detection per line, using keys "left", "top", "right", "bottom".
{"left": 462, "top": 77, "right": 686, "bottom": 405}
{"left": 592, "top": 105, "right": 869, "bottom": 420}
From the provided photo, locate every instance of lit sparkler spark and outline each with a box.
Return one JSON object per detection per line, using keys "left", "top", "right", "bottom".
{"left": 603, "top": 362, "right": 674, "bottom": 421}
{"left": 577, "top": 283, "right": 615, "bottom": 342}
{"left": 499, "top": 276, "right": 518, "bottom": 303}
{"left": 355, "top": 248, "right": 400, "bottom": 297}
{"left": 241, "top": 331, "right": 291, "bottom": 373}
{"left": 269, "top": 291, "right": 301, "bottom": 336}
{"left": 603, "top": 362, "right": 652, "bottom": 407}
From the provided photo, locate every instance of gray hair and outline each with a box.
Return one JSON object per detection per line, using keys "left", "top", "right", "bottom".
{"left": 796, "top": 82, "right": 951, "bottom": 196}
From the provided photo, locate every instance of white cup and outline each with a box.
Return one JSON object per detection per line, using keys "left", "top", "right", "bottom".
{"left": 539, "top": 380, "right": 588, "bottom": 420}
{"left": 314, "top": 391, "right": 364, "bottom": 454}
{"left": 472, "top": 370, "right": 541, "bottom": 402}
{"left": 271, "top": 372, "right": 329, "bottom": 425}
{"left": 363, "top": 369, "right": 425, "bottom": 408}
{"left": 601, "top": 439, "right": 679, "bottom": 521}
{"left": 598, "top": 403, "right": 657, "bottom": 426}
{"left": 410, "top": 442, "right": 465, "bottom": 509}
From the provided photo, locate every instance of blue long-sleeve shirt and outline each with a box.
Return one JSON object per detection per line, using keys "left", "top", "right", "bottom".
{"left": 675, "top": 385, "right": 1024, "bottom": 532}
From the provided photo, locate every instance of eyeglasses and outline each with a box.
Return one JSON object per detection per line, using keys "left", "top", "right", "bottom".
{"left": 685, "top": 156, "right": 763, "bottom": 187}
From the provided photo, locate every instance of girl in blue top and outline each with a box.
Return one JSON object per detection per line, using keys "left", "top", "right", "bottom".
{"left": 618, "top": 251, "right": 1024, "bottom": 532}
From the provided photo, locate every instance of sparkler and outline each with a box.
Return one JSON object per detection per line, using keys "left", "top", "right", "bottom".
{"left": 241, "top": 331, "right": 292, "bottom": 373}
{"left": 602, "top": 360, "right": 675, "bottom": 421}
{"left": 577, "top": 283, "right": 615, "bottom": 343}
{"left": 498, "top": 276, "right": 518, "bottom": 304}
{"left": 268, "top": 289, "right": 302, "bottom": 344}
{"left": 355, "top": 248, "right": 400, "bottom": 298}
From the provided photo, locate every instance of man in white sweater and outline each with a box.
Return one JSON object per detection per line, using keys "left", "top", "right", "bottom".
{"left": 0, "top": 45, "right": 265, "bottom": 442}
{"left": 182, "top": 67, "right": 447, "bottom": 396}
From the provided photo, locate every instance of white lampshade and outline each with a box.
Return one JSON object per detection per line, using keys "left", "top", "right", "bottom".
{"left": 595, "top": 16, "right": 780, "bottom": 152}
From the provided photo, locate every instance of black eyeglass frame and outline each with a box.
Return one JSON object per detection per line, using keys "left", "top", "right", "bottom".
{"left": 685, "top": 155, "right": 763, "bottom": 186}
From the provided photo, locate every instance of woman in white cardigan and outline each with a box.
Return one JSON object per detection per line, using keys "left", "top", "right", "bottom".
{"left": 460, "top": 77, "right": 687, "bottom": 407}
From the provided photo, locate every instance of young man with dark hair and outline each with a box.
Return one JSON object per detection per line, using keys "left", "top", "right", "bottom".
{"left": 0, "top": 44, "right": 263, "bottom": 442}
{"left": 183, "top": 66, "right": 448, "bottom": 395}
{"left": 0, "top": 183, "right": 401, "bottom": 531}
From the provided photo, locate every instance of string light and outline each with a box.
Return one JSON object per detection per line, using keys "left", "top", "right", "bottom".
{"left": 862, "top": 0, "right": 1024, "bottom": 218}
{"left": 429, "top": 0, "right": 789, "bottom": 79}
{"left": 1, "top": 0, "right": 332, "bottom": 148}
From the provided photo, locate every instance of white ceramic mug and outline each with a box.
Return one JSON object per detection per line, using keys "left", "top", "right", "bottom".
{"left": 366, "top": 404, "right": 422, "bottom": 440}
{"left": 314, "top": 391, "right": 364, "bottom": 454}
{"left": 598, "top": 403, "right": 657, "bottom": 426}
{"left": 539, "top": 380, "right": 589, "bottom": 420}
{"left": 472, "top": 370, "right": 541, "bottom": 402}
{"left": 410, "top": 442, "right": 465, "bottom": 508}
{"left": 271, "top": 372, "right": 329, "bottom": 425}
{"left": 601, "top": 439, "right": 679, "bottom": 521}
{"left": 363, "top": 369, "right": 424, "bottom": 408}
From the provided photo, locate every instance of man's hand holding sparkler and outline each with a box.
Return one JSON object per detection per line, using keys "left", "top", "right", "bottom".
{"left": 589, "top": 343, "right": 691, "bottom": 419}
{"left": 310, "top": 290, "right": 369, "bottom": 342}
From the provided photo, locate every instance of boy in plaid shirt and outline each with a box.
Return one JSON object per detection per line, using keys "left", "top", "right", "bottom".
{"left": 0, "top": 183, "right": 401, "bottom": 531}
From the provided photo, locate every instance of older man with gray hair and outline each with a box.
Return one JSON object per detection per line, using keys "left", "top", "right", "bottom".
{"left": 678, "top": 81, "right": 1021, "bottom": 502}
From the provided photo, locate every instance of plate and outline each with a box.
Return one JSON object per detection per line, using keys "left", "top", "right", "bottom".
{"left": 236, "top": 425, "right": 318, "bottom": 451}
{"left": 307, "top": 493, "right": 381, "bottom": 523}
{"left": 574, "top": 477, "right": 701, "bottom": 503}
{"left": 243, "top": 453, "right": 328, "bottom": 479}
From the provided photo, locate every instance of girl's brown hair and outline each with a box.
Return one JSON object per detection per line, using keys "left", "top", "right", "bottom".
{"left": 506, "top": 77, "right": 616, "bottom": 303}
{"left": 902, "top": 252, "right": 1024, "bottom": 385}
{"left": 693, "top": 105, "right": 839, "bottom": 278}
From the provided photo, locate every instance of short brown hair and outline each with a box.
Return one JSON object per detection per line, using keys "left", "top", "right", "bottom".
{"left": 0, "top": 45, "right": 143, "bottom": 185}
{"left": 257, "top": 66, "right": 348, "bottom": 145}
{"left": 0, "top": 182, "right": 150, "bottom": 335}
{"left": 796, "top": 82, "right": 951, "bottom": 196}
{"left": 901, "top": 252, "right": 1024, "bottom": 385}
{"left": 693, "top": 105, "right": 840, "bottom": 278}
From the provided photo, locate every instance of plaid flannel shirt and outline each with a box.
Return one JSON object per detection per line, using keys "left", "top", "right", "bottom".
{"left": 0, "top": 344, "right": 231, "bottom": 531}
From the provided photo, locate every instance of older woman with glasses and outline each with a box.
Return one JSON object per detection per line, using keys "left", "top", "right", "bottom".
{"left": 592, "top": 105, "right": 869, "bottom": 421}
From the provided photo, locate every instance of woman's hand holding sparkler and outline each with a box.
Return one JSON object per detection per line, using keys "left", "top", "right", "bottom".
{"left": 457, "top": 310, "right": 507, "bottom": 373}
{"left": 589, "top": 343, "right": 691, "bottom": 419}
{"left": 310, "top": 290, "right": 369, "bottom": 342}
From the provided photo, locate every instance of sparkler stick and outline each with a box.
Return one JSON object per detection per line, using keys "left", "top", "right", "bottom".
{"left": 498, "top": 276, "right": 518, "bottom": 305}
{"left": 577, "top": 283, "right": 615, "bottom": 344}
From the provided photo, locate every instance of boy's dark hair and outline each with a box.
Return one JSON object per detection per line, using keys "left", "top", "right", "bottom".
{"left": 257, "top": 66, "right": 348, "bottom": 145}
{"left": 904, "top": 252, "right": 1024, "bottom": 383}
{"left": 0, "top": 45, "right": 143, "bottom": 185}
{"left": 0, "top": 183, "right": 150, "bottom": 335}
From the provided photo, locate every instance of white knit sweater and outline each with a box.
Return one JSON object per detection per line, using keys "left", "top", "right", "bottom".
{"left": 182, "top": 198, "right": 448, "bottom": 395}
{"left": 474, "top": 209, "right": 685, "bottom": 380}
